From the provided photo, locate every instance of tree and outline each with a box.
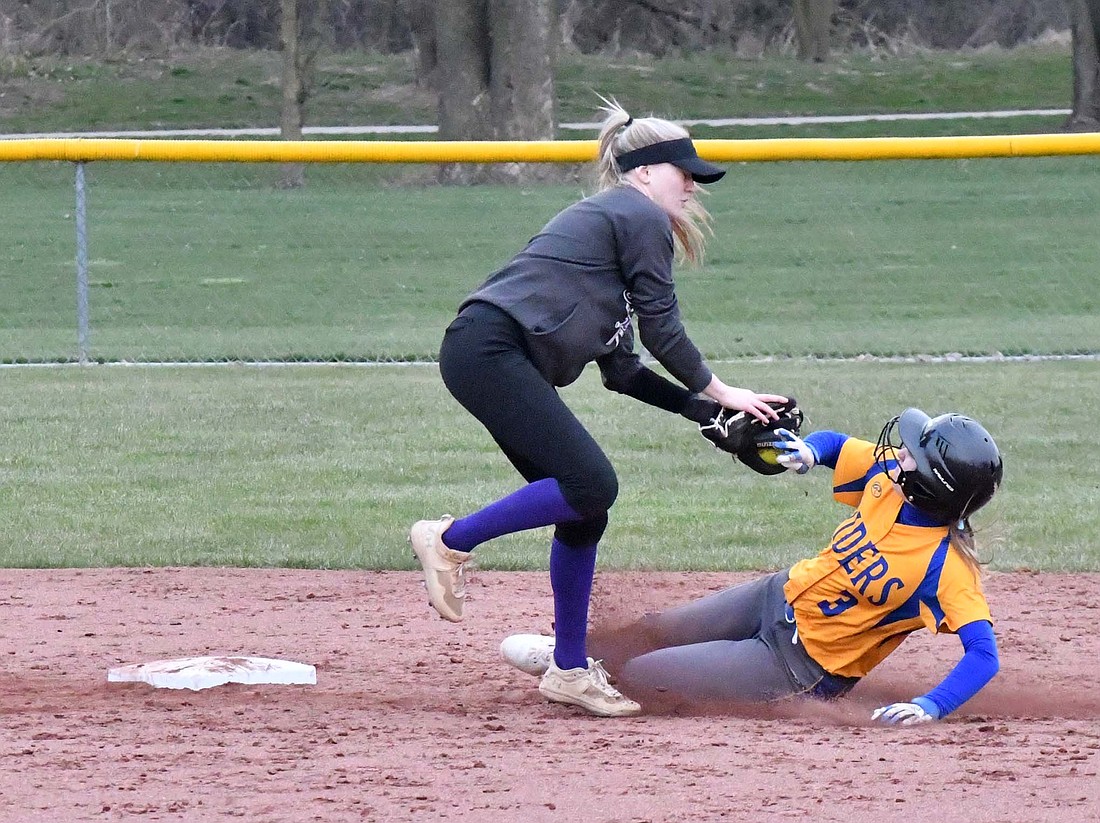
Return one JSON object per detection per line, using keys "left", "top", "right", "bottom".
{"left": 433, "top": 0, "right": 490, "bottom": 184}
{"left": 1066, "top": 0, "right": 1100, "bottom": 130}
{"left": 401, "top": 0, "right": 437, "bottom": 85}
{"left": 488, "top": 0, "right": 558, "bottom": 178}
{"left": 279, "top": 0, "right": 324, "bottom": 188}
{"left": 793, "top": 0, "right": 834, "bottom": 62}
{"left": 431, "top": 0, "right": 557, "bottom": 184}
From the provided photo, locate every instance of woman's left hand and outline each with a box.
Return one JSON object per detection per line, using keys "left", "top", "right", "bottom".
{"left": 703, "top": 379, "right": 788, "bottom": 424}
{"left": 871, "top": 702, "right": 937, "bottom": 725}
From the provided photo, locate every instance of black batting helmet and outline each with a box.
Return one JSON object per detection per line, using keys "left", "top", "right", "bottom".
{"left": 876, "top": 408, "right": 1004, "bottom": 524}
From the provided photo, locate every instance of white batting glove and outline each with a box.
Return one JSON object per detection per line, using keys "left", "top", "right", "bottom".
{"left": 766, "top": 428, "right": 816, "bottom": 474}
{"left": 871, "top": 702, "right": 937, "bottom": 725}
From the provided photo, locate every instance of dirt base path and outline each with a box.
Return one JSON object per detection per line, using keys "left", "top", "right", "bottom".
{"left": 1, "top": 568, "right": 1097, "bottom": 822}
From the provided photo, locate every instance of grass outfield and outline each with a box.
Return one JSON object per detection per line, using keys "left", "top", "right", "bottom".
{"left": 0, "top": 359, "right": 1096, "bottom": 572}
{"left": 2, "top": 155, "right": 1098, "bottom": 363}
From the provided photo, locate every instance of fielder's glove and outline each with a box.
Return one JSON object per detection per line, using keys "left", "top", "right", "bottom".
{"left": 871, "top": 700, "right": 939, "bottom": 725}
{"left": 693, "top": 397, "right": 805, "bottom": 476}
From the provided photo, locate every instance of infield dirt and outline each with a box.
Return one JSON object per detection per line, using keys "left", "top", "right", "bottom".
{"left": 1, "top": 568, "right": 1096, "bottom": 822}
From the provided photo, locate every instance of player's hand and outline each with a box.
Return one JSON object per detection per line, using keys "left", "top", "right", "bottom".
{"left": 871, "top": 702, "right": 936, "bottom": 725}
{"left": 763, "top": 428, "right": 815, "bottom": 474}
{"left": 707, "top": 386, "right": 788, "bottom": 424}
{"left": 701, "top": 375, "right": 790, "bottom": 424}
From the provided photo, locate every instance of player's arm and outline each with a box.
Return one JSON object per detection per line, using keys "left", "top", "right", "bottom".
{"left": 604, "top": 361, "right": 697, "bottom": 414}
{"left": 803, "top": 431, "right": 845, "bottom": 468}
{"left": 617, "top": 208, "right": 715, "bottom": 395}
{"left": 872, "top": 620, "right": 999, "bottom": 725}
{"left": 596, "top": 351, "right": 773, "bottom": 429}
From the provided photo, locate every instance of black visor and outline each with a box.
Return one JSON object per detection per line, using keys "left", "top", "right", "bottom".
{"left": 615, "top": 137, "right": 726, "bottom": 184}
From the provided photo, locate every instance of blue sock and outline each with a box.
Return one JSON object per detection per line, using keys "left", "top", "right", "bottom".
{"left": 443, "top": 478, "right": 583, "bottom": 553}
{"left": 549, "top": 537, "right": 597, "bottom": 671}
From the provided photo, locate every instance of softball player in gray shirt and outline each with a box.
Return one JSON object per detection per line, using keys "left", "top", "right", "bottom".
{"left": 411, "top": 98, "right": 788, "bottom": 717}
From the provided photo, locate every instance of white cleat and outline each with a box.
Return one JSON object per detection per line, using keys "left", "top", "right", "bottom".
{"left": 538, "top": 659, "right": 642, "bottom": 718}
{"left": 500, "top": 634, "right": 556, "bottom": 676}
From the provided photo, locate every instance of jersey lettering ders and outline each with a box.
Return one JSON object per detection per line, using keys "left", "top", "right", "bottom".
{"left": 783, "top": 438, "right": 992, "bottom": 678}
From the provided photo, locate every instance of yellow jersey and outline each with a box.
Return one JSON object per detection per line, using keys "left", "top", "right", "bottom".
{"left": 783, "top": 437, "right": 991, "bottom": 678}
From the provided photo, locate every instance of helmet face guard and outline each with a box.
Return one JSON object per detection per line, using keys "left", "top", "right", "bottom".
{"left": 874, "top": 414, "right": 903, "bottom": 479}
{"left": 876, "top": 408, "right": 1004, "bottom": 524}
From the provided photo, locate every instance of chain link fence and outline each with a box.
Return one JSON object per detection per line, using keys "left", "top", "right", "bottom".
{"left": 3, "top": 137, "right": 1099, "bottom": 365}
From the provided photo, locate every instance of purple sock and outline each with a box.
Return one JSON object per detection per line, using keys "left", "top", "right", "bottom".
{"left": 443, "top": 478, "right": 583, "bottom": 553}
{"left": 549, "top": 537, "right": 597, "bottom": 671}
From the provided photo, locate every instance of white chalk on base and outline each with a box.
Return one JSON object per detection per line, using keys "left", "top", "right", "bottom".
{"left": 107, "top": 656, "right": 317, "bottom": 691}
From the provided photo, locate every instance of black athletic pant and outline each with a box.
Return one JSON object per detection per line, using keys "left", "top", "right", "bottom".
{"left": 438, "top": 301, "right": 616, "bottom": 546}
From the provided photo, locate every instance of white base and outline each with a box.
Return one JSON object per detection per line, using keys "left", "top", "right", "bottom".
{"left": 108, "top": 656, "right": 316, "bottom": 691}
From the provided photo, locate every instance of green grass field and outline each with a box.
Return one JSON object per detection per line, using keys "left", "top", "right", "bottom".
{"left": 1, "top": 43, "right": 1097, "bottom": 572}
{"left": 2, "top": 155, "right": 1098, "bottom": 363}
{"left": 1, "top": 360, "right": 1096, "bottom": 572}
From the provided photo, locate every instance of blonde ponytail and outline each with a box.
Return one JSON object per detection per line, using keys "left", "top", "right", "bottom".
{"left": 950, "top": 519, "right": 984, "bottom": 577}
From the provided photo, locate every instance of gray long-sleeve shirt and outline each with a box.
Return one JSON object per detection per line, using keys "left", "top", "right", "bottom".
{"left": 460, "top": 185, "right": 713, "bottom": 392}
